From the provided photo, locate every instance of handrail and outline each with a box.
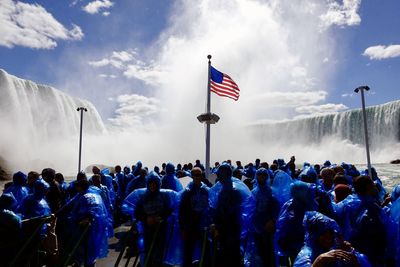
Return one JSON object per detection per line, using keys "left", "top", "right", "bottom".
{"left": 199, "top": 227, "right": 208, "bottom": 267}
{"left": 143, "top": 220, "right": 163, "bottom": 267}
{"left": 8, "top": 215, "right": 52, "bottom": 267}
{"left": 114, "top": 220, "right": 137, "bottom": 267}
{"left": 60, "top": 223, "right": 90, "bottom": 267}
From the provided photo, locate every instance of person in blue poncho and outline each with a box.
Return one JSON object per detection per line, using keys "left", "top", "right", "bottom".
{"left": 0, "top": 193, "right": 22, "bottom": 266}
{"left": 275, "top": 181, "right": 319, "bottom": 266}
{"left": 334, "top": 175, "right": 395, "bottom": 267}
{"left": 91, "top": 174, "right": 114, "bottom": 237}
{"left": 123, "top": 171, "right": 177, "bottom": 266}
{"left": 4, "top": 171, "right": 29, "bottom": 205}
{"left": 17, "top": 179, "right": 51, "bottom": 219}
{"left": 294, "top": 211, "right": 371, "bottom": 267}
{"left": 179, "top": 167, "right": 211, "bottom": 267}
{"left": 251, "top": 168, "right": 280, "bottom": 267}
{"left": 126, "top": 168, "right": 148, "bottom": 195}
{"left": 208, "top": 163, "right": 255, "bottom": 267}
{"left": 161, "top": 163, "right": 183, "bottom": 192}
{"left": 70, "top": 178, "right": 109, "bottom": 267}
{"left": 271, "top": 168, "right": 293, "bottom": 208}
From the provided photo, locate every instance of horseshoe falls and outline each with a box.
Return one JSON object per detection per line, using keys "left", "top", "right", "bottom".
{"left": 249, "top": 100, "right": 400, "bottom": 164}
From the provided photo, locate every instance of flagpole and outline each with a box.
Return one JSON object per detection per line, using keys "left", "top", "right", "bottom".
{"left": 197, "top": 55, "right": 219, "bottom": 180}
{"left": 205, "top": 55, "right": 212, "bottom": 179}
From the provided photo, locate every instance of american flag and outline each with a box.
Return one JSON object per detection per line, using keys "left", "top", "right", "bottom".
{"left": 210, "top": 66, "right": 240, "bottom": 101}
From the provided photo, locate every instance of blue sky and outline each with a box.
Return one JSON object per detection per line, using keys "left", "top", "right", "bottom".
{"left": 1, "top": 0, "right": 400, "bottom": 128}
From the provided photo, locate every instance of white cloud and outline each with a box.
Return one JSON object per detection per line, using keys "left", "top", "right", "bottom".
{"left": 341, "top": 93, "right": 354, "bottom": 98}
{"left": 123, "top": 63, "right": 165, "bottom": 86}
{"left": 0, "top": 0, "right": 83, "bottom": 49}
{"left": 107, "top": 94, "right": 160, "bottom": 128}
{"left": 83, "top": 0, "right": 114, "bottom": 15}
{"left": 320, "top": 0, "right": 361, "bottom": 28}
{"left": 98, "top": 74, "right": 117, "bottom": 78}
{"left": 88, "top": 50, "right": 136, "bottom": 69}
{"left": 103, "top": 11, "right": 110, "bottom": 16}
{"left": 362, "top": 45, "right": 400, "bottom": 60}
{"left": 295, "top": 103, "right": 348, "bottom": 114}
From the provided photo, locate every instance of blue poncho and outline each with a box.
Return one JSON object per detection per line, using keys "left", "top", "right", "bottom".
{"left": 69, "top": 190, "right": 109, "bottom": 265}
{"left": 161, "top": 163, "right": 183, "bottom": 192}
{"left": 293, "top": 211, "right": 371, "bottom": 267}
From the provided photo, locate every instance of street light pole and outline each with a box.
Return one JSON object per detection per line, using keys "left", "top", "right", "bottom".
{"left": 77, "top": 107, "right": 87, "bottom": 173}
{"left": 354, "top": 86, "right": 372, "bottom": 178}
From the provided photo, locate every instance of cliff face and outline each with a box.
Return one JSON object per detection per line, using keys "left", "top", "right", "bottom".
{"left": 0, "top": 156, "right": 11, "bottom": 181}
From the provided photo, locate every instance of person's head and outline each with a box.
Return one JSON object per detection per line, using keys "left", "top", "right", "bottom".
{"left": 332, "top": 166, "right": 345, "bottom": 175}
{"left": 55, "top": 173, "right": 64, "bottom": 184}
{"left": 12, "top": 171, "right": 27, "bottom": 186}
{"left": 217, "top": 163, "right": 232, "bottom": 185}
{"left": 353, "top": 175, "right": 377, "bottom": 197}
{"left": 115, "top": 165, "right": 122, "bottom": 173}
{"left": 320, "top": 168, "right": 335, "bottom": 188}
{"left": 270, "top": 163, "right": 278, "bottom": 172}
{"left": 76, "top": 178, "right": 89, "bottom": 193}
{"left": 123, "top": 166, "right": 131, "bottom": 174}
{"left": 77, "top": 171, "right": 87, "bottom": 182}
{"left": 177, "top": 164, "right": 182, "bottom": 170}
{"left": 256, "top": 168, "right": 269, "bottom": 186}
{"left": 162, "top": 163, "right": 166, "bottom": 169}
{"left": 154, "top": 166, "right": 160, "bottom": 174}
{"left": 140, "top": 168, "right": 148, "bottom": 178}
{"left": 92, "top": 174, "right": 101, "bottom": 187}
{"left": 191, "top": 167, "right": 203, "bottom": 187}
{"left": 166, "top": 163, "right": 175, "bottom": 175}
{"left": 333, "top": 174, "right": 349, "bottom": 186}
{"left": 41, "top": 168, "right": 56, "bottom": 183}
{"left": 214, "top": 162, "right": 219, "bottom": 167}
{"left": 291, "top": 181, "right": 316, "bottom": 209}
{"left": 303, "top": 211, "right": 339, "bottom": 251}
{"left": 233, "top": 168, "right": 243, "bottom": 180}
{"left": 146, "top": 172, "right": 161, "bottom": 193}
{"left": 236, "top": 160, "right": 242, "bottom": 167}
{"left": 334, "top": 184, "right": 352, "bottom": 203}
{"left": 176, "top": 170, "right": 185, "bottom": 178}
{"left": 260, "top": 162, "right": 269, "bottom": 169}
{"left": 255, "top": 158, "right": 260, "bottom": 166}
{"left": 27, "top": 171, "right": 40, "bottom": 187}
{"left": 92, "top": 166, "right": 100, "bottom": 175}
{"left": 299, "top": 166, "right": 318, "bottom": 184}
{"left": 187, "top": 163, "right": 193, "bottom": 170}
{"left": 33, "top": 179, "right": 49, "bottom": 199}
{"left": 195, "top": 159, "right": 200, "bottom": 165}
{"left": 0, "top": 193, "right": 18, "bottom": 211}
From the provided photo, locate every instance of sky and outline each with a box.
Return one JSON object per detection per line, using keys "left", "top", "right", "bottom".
{"left": 1, "top": 0, "right": 400, "bottom": 129}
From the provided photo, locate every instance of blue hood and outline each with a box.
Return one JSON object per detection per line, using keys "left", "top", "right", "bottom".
{"left": 166, "top": 163, "right": 175, "bottom": 175}
{"left": 299, "top": 166, "right": 318, "bottom": 183}
{"left": 146, "top": 171, "right": 161, "bottom": 191}
{"left": 33, "top": 179, "right": 50, "bottom": 199}
{"left": 217, "top": 163, "right": 233, "bottom": 185}
{"left": 0, "top": 193, "right": 18, "bottom": 211}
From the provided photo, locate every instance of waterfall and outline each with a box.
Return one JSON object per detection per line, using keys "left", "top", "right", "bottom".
{"left": 251, "top": 100, "right": 400, "bottom": 149}
{"left": 0, "top": 69, "right": 106, "bottom": 172}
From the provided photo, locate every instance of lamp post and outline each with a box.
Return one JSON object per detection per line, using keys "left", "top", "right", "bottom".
{"left": 77, "top": 107, "right": 87, "bottom": 173}
{"left": 354, "top": 86, "right": 372, "bottom": 178}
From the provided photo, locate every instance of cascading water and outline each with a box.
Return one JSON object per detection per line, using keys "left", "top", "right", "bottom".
{"left": 251, "top": 100, "right": 400, "bottom": 149}
{"left": 0, "top": 69, "right": 106, "bottom": 173}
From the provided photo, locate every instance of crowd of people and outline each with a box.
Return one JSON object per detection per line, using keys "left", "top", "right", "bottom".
{"left": 1, "top": 156, "right": 400, "bottom": 267}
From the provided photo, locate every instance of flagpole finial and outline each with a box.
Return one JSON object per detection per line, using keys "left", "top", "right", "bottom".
{"left": 207, "top": 55, "right": 212, "bottom": 61}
